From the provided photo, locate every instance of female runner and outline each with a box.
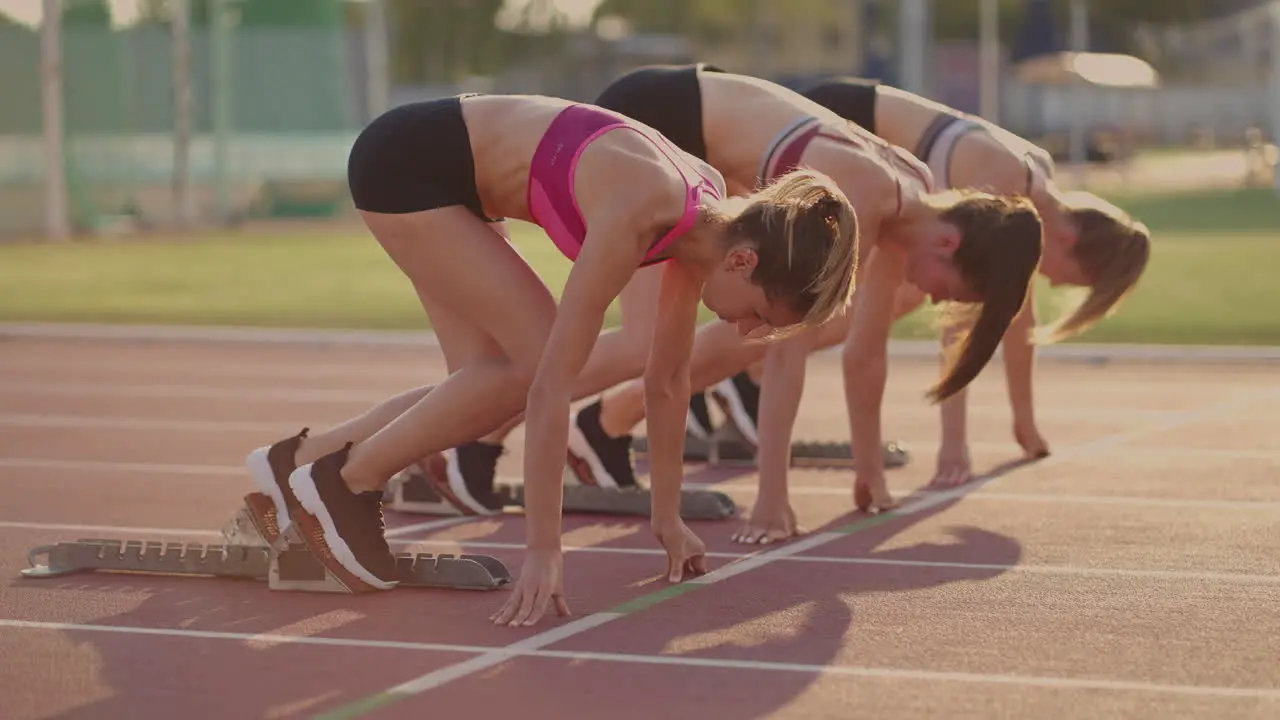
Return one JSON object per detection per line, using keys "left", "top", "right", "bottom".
{"left": 242, "top": 91, "right": 861, "bottom": 626}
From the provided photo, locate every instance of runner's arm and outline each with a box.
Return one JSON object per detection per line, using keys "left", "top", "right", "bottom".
{"left": 643, "top": 260, "right": 702, "bottom": 522}
{"left": 842, "top": 247, "right": 906, "bottom": 480}
{"left": 1002, "top": 283, "right": 1039, "bottom": 431}
{"left": 754, "top": 329, "right": 814, "bottom": 502}
{"left": 522, "top": 209, "right": 658, "bottom": 551}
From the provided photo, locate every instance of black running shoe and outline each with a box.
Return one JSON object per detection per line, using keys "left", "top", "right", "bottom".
{"left": 245, "top": 427, "right": 309, "bottom": 536}
{"left": 288, "top": 443, "right": 398, "bottom": 591}
{"left": 566, "top": 399, "right": 638, "bottom": 489}
{"left": 418, "top": 442, "right": 505, "bottom": 515}
{"left": 712, "top": 372, "right": 761, "bottom": 446}
{"left": 687, "top": 393, "right": 714, "bottom": 439}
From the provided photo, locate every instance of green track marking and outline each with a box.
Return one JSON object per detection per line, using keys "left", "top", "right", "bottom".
{"left": 313, "top": 502, "right": 918, "bottom": 719}
{"left": 607, "top": 580, "right": 704, "bottom": 614}
{"left": 311, "top": 692, "right": 401, "bottom": 720}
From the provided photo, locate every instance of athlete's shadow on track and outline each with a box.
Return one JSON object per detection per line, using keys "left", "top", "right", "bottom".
{"left": 10, "top": 569, "right": 453, "bottom": 719}
{"left": 13, "top": 457, "right": 1033, "bottom": 719}
{"left": 552, "top": 456, "right": 1037, "bottom": 720}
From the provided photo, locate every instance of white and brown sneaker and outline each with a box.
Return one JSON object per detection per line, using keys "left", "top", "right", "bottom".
{"left": 243, "top": 427, "right": 309, "bottom": 542}
{"left": 287, "top": 443, "right": 399, "bottom": 592}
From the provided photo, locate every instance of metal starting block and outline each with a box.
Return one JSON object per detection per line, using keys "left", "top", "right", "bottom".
{"left": 631, "top": 424, "right": 910, "bottom": 469}
{"left": 20, "top": 500, "right": 511, "bottom": 593}
{"left": 790, "top": 440, "right": 911, "bottom": 469}
{"left": 386, "top": 469, "right": 737, "bottom": 521}
{"left": 21, "top": 538, "right": 270, "bottom": 580}
{"left": 21, "top": 535, "right": 510, "bottom": 592}
{"left": 267, "top": 523, "right": 510, "bottom": 593}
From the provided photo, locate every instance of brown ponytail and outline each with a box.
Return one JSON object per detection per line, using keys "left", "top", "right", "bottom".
{"left": 1035, "top": 195, "right": 1151, "bottom": 343}
{"left": 928, "top": 191, "right": 1043, "bottom": 402}
{"left": 727, "top": 168, "right": 860, "bottom": 331}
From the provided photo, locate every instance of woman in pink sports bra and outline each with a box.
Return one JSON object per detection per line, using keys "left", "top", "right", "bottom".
{"left": 239, "top": 93, "right": 860, "bottom": 627}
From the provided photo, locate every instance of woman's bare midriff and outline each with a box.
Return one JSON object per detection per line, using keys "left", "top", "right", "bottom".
{"left": 458, "top": 95, "right": 569, "bottom": 221}
{"left": 456, "top": 94, "right": 707, "bottom": 234}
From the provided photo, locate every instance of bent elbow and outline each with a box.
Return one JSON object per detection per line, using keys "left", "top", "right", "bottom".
{"left": 772, "top": 334, "right": 813, "bottom": 363}
{"left": 526, "top": 371, "right": 570, "bottom": 415}
{"left": 642, "top": 370, "right": 683, "bottom": 402}
{"left": 841, "top": 342, "right": 885, "bottom": 375}
{"left": 645, "top": 357, "right": 691, "bottom": 401}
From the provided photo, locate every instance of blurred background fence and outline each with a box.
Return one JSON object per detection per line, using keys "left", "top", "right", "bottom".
{"left": 2, "top": 0, "right": 1278, "bottom": 239}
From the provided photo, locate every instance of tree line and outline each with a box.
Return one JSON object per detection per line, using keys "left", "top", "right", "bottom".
{"left": 4, "top": 0, "right": 1267, "bottom": 84}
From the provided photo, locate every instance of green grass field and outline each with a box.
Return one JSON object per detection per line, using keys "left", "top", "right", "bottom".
{"left": 1, "top": 187, "right": 1277, "bottom": 345}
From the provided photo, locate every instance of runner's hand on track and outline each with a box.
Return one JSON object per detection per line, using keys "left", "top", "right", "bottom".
{"left": 491, "top": 548, "right": 570, "bottom": 627}
{"left": 1014, "top": 420, "right": 1051, "bottom": 459}
{"left": 931, "top": 442, "right": 973, "bottom": 488}
{"left": 652, "top": 517, "right": 708, "bottom": 582}
{"left": 732, "top": 499, "right": 803, "bottom": 545}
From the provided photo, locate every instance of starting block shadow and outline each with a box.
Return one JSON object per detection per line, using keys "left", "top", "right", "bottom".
{"left": 20, "top": 494, "right": 512, "bottom": 594}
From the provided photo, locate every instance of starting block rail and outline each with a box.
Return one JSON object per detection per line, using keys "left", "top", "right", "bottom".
{"left": 386, "top": 471, "right": 737, "bottom": 521}
{"left": 20, "top": 497, "right": 511, "bottom": 593}
{"left": 23, "top": 538, "right": 269, "bottom": 580}
{"left": 505, "top": 482, "right": 735, "bottom": 520}
{"left": 631, "top": 424, "right": 911, "bottom": 469}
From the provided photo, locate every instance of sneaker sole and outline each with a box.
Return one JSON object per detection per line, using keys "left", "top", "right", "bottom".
{"left": 246, "top": 446, "right": 293, "bottom": 534}
{"left": 422, "top": 453, "right": 500, "bottom": 516}
{"left": 566, "top": 422, "right": 619, "bottom": 489}
{"left": 686, "top": 407, "right": 711, "bottom": 441}
{"left": 711, "top": 381, "right": 759, "bottom": 447}
{"left": 288, "top": 465, "right": 398, "bottom": 592}
{"left": 241, "top": 491, "right": 282, "bottom": 545}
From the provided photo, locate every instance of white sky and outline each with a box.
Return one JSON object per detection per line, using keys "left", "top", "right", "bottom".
{"left": 0, "top": 0, "right": 143, "bottom": 27}
{"left": 0, "top": 0, "right": 604, "bottom": 28}
{"left": 497, "top": 0, "right": 602, "bottom": 30}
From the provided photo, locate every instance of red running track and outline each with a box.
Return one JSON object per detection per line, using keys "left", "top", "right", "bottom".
{"left": 1, "top": 336, "right": 1278, "bottom": 719}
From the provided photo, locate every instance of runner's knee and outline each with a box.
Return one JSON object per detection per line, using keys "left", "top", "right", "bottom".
{"left": 618, "top": 328, "right": 654, "bottom": 379}
{"left": 503, "top": 308, "right": 556, "bottom": 382}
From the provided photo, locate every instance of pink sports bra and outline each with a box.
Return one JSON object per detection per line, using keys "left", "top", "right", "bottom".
{"left": 527, "top": 104, "right": 723, "bottom": 267}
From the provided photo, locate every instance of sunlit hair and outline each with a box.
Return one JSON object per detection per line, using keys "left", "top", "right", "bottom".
{"left": 1034, "top": 192, "right": 1151, "bottom": 344}
{"left": 717, "top": 168, "right": 860, "bottom": 340}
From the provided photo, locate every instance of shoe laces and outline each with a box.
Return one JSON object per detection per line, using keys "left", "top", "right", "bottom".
{"left": 358, "top": 490, "right": 387, "bottom": 533}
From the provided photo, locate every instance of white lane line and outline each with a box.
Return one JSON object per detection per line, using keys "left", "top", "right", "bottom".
{"left": 690, "top": 483, "right": 1280, "bottom": 512}
{"left": 1, "top": 620, "right": 1277, "bottom": 700}
{"left": 382, "top": 517, "right": 477, "bottom": 538}
{"left": 6, "top": 320, "right": 1280, "bottom": 363}
{"left": 0, "top": 457, "right": 244, "bottom": 476}
{"left": 0, "top": 382, "right": 384, "bottom": 403}
{"left": 0, "top": 414, "right": 290, "bottom": 433}
{"left": 5, "top": 457, "right": 1279, "bottom": 513}
{"left": 4, "top": 520, "right": 1275, "bottom": 584}
{"left": 329, "top": 386, "right": 1280, "bottom": 706}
